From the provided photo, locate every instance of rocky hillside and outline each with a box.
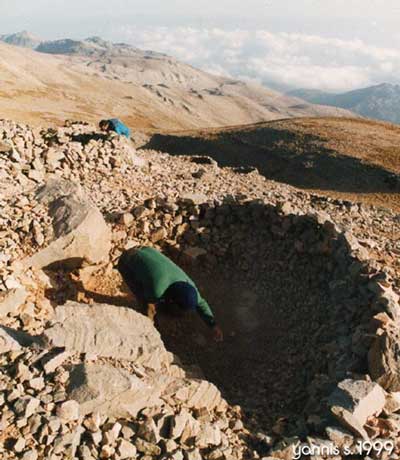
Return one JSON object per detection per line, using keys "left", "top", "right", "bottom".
{"left": 289, "top": 83, "right": 400, "bottom": 124}
{"left": 1, "top": 119, "right": 400, "bottom": 459}
{"left": 147, "top": 117, "right": 400, "bottom": 211}
{"left": 0, "top": 30, "right": 41, "bottom": 49}
{"left": 0, "top": 33, "right": 354, "bottom": 128}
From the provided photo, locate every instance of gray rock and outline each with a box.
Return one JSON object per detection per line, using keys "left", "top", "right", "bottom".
{"left": 325, "top": 426, "right": 354, "bottom": 449}
{"left": 181, "top": 193, "right": 208, "bottom": 206}
{"left": 120, "top": 213, "right": 134, "bottom": 227}
{"left": 0, "top": 326, "right": 34, "bottom": 354}
{"left": 384, "top": 392, "right": 400, "bottom": 414}
{"left": 151, "top": 227, "right": 167, "bottom": 243}
{"left": 369, "top": 282, "right": 400, "bottom": 320}
{"left": 116, "top": 439, "right": 137, "bottom": 459}
{"left": 137, "top": 418, "right": 160, "bottom": 443}
{"left": 26, "top": 180, "right": 111, "bottom": 269}
{"left": 182, "top": 380, "right": 223, "bottom": 412}
{"left": 35, "top": 178, "right": 84, "bottom": 203}
{"left": 100, "top": 445, "right": 115, "bottom": 458}
{"left": 328, "top": 379, "right": 386, "bottom": 437}
{"left": 135, "top": 438, "right": 161, "bottom": 456}
{"left": 184, "top": 450, "right": 202, "bottom": 460}
{"left": 21, "top": 450, "right": 38, "bottom": 460}
{"left": 67, "top": 362, "right": 164, "bottom": 418}
{"left": 103, "top": 422, "right": 122, "bottom": 444}
{"left": 42, "top": 350, "right": 71, "bottom": 374}
{"left": 13, "top": 437, "right": 26, "bottom": 453}
{"left": 14, "top": 396, "right": 40, "bottom": 418}
{"left": 0, "top": 287, "right": 27, "bottom": 317}
{"left": 57, "top": 400, "right": 80, "bottom": 422}
{"left": 195, "top": 424, "right": 221, "bottom": 448}
{"left": 42, "top": 302, "right": 170, "bottom": 366}
{"left": 170, "top": 409, "right": 195, "bottom": 440}
{"left": 369, "top": 325, "right": 400, "bottom": 391}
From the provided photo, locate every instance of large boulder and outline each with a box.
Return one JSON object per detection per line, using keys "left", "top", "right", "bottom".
{"left": 369, "top": 325, "right": 400, "bottom": 391}
{"left": 328, "top": 379, "right": 386, "bottom": 438}
{"left": 41, "top": 302, "right": 172, "bottom": 369}
{"left": 65, "top": 359, "right": 223, "bottom": 419}
{"left": 67, "top": 363, "right": 165, "bottom": 418}
{"left": 41, "top": 302, "right": 224, "bottom": 418}
{"left": 26, "top": 180, "right": 111, "bottom": 269}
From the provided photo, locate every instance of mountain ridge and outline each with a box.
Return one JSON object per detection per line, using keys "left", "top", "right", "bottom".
{"left": 0, "top": 34, "right": 355, "bottom": 129}
{"left": 288, "top": 83, "right": 400, "bottom": 124}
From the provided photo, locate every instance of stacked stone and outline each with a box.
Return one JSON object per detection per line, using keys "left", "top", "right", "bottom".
{"left": 0, "top": 120, "right": 399, "bottom": 291}
{"left": 111, "top": 193, "right": 400, "bottom": 456}
{"left": 0, "top": 303, "right": 250, "bottom": 460}
{"left": 0, "top": 118, "right": 399, "bottom": 459}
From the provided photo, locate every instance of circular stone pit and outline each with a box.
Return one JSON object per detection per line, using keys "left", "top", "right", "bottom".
{"left": 153, "top": 199, "right": 372, "bottom": 436}
{"left": 68, "top": 196, "right": 390, "bottom": 440}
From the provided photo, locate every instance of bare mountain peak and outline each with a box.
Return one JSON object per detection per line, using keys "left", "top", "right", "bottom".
{"left": 0, "top": 30, "right": 42, "bottom": 49}
{"left": 289, "top": 83, "right": 400, "bottom": 124}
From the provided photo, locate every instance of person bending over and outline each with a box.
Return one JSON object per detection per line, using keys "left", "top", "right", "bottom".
{"left": 117, "top": 246, "right": 223, "bottom": 342}
{"left": 99, "top": 118, "right": 131, "bottom": 139}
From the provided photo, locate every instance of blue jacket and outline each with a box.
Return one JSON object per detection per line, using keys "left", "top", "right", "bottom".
{"left": 109, "top": 119, "right": 131, "bottom": 138}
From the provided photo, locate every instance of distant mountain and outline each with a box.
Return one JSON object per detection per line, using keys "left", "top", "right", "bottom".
{"left": 0, "top": 31, "right": 41, "bottom": 49}
{"left": 0, "top": 32, "right": 166, "bottom": 58}
{"left": 288, "top": 84, "right": 400, "bottom": 124}
{"left": 0, "top": 32, "right": 355, "bottom": 128}
{"left": 36, "top": 36, "right": 159, "bottom": 57}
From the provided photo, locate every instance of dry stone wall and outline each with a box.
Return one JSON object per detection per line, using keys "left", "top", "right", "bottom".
{"left": 0, "top": 118, "right": 399, "bottom": 459}
{"left": 108, "top": 192, "right": 400, "bottom": 455}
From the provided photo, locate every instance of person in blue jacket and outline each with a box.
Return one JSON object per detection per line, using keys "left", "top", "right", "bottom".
{"left": 99, "top": 119, "right": 131, "bottom": 138}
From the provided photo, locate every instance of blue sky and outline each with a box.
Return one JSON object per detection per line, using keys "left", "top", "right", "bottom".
{"left": 1, "top": 0, "right": 399, "bottom": 91}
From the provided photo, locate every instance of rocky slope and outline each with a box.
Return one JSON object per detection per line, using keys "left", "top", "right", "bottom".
{"left": 0, "top": 35, "right": 354, "bottom": 129}
{"left": 1, "top": 119, "right": 400, "bottom": 459}
{"left": 147, "top": 117, "right": 400, "bottom": 211}
{"left": 289, "top": 83, "right": 400, "bottom": 125}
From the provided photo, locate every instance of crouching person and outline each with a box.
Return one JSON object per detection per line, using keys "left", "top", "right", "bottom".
{"left": 117, "top": 246, "right": 223, "bottom": 342}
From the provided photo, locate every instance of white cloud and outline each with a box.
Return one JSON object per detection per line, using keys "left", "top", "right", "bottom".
{"left": 115, "top": 26, "right": 400, "bottom": 92}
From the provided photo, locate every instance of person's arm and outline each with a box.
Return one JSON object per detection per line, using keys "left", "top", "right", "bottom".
{"left": 197, "top": 297, "right": 223, "bottom": 342}
{"left": 147, "top": 303, "right": 157, "bottom": 322}
{"left": 196, "top": 297, "right": 215, "bottom": 326}
{"left": 123, "top": 126, "right": 131, "bottom": 139}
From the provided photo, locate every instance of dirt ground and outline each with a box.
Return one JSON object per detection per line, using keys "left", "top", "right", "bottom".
{"left": 145, "top": 117, "right": 400, "bottom": 211}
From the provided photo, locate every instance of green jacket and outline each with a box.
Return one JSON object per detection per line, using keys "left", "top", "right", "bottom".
{"left": 130, "top": 247, "right": 216, "bottom": 327}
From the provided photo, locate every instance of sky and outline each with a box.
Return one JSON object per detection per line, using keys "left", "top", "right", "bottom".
{"left": 1, "top": 0, "right": 400, "bottom": 92}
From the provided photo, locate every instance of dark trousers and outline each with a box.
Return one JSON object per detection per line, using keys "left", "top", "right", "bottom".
{"left": 117, "top": 249, "right": 146, "bottom": 309}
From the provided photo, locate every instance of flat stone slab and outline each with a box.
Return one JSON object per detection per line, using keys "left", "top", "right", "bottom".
{"left": 67, "top": 362, "right": 165, "bottom": 418}
{"left": 328, "top": 379, "right": 386, "bottom": 437}
{"left": 42, "top": 302, "right": 172, "bottom": 369}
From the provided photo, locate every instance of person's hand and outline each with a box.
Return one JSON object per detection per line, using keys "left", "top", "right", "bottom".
{"left": 212, "top": 325, "right": 224, "bottom": 342}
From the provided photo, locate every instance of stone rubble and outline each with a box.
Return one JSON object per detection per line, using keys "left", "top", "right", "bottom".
{"left": 0, "top": 119, "right": 399, "bottom": 459}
